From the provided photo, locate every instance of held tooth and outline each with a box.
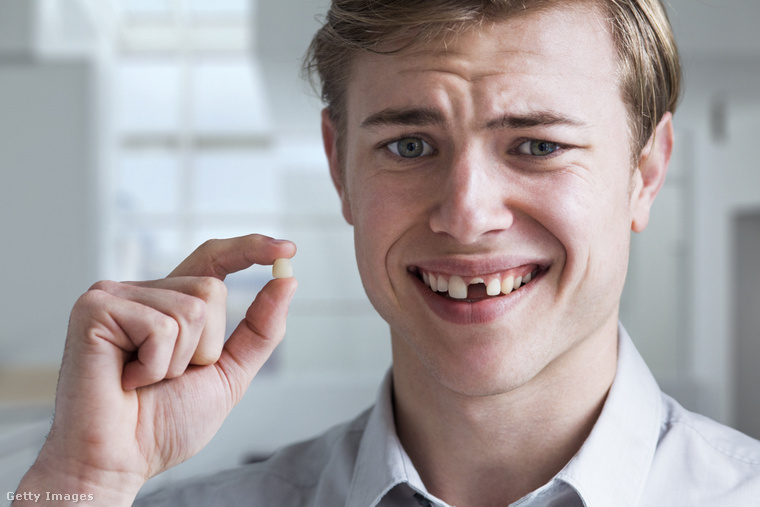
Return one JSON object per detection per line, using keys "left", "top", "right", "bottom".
{"left": 523, "top": 272, "right": 532, "bottom": 284}
{"left": 448, "top": 275, "right": 467, "bottom": 299}
{"left": 272, "top": 258, "right": 293, "bottom": 278}
{"left": 514, "top": 276, "right": 523, "bottom": 289}
{"left": 470, "top": 277, "right": 484, "bottom": 285}
{"left": 430, "top": 274, "right": 438, "bottom": 292}
{"left": 486, "top": 278, "right": 501, "bottom": 296}
{"left": 437, "top": 276, "right": 448, "bottom": 292}
{"left": 501, "top": 275, "right": 514, "bottom": 295}
{"left": 422, "top": 271, "right": 430, "bottom": 287}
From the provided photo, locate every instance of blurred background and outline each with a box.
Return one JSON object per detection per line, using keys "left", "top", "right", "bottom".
{"left": 0, "top": 0, "right": 759, "bottom": 498}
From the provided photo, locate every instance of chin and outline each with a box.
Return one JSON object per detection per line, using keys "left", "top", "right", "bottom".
{"left": 406, "top": 326, "right": 550, "bottom": 398}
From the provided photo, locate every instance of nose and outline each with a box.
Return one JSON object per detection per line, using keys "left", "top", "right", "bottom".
{"left": 428, "top": 147, "right": 514, "bottom": 244}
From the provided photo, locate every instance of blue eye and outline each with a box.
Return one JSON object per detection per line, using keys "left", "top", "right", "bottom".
{"left": 387, "top": 137, "right": 434, "bottom": 158}
{"left": 517, "top": 140, "right": 561, "bottom": 156}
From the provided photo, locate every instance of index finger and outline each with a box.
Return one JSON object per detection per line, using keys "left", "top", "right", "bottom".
{"left": 168, "top": 234, "right": 296, "bottom": 280}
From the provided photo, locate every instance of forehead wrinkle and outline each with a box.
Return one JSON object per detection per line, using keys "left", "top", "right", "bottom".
{"left": 397, "top": 64, "right": 503, "bottom": 84}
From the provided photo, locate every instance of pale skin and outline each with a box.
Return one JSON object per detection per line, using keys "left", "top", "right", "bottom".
{"left": 323, "top": 4, "right": 672, "bottom": 506}
{"left": 15, "top": 236, "right": 297, "bottom": 505}
{"left": 16, "top": 4, "right": 673, "bottom": 507}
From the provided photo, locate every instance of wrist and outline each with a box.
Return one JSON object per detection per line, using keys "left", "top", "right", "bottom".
{"left": 14, "top": 445, "right": 144, "bottom": 506}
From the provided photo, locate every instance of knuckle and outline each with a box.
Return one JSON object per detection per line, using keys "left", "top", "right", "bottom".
{"left": 70, "top": 291, "right": 114, "bottom": 343}
{"left": 182, "top": 296, "right": 208, "bottom": 326}
{"left": 75, "top": 288, "right": 109, "bottom": 310}
{"left": 88, "top": 279, "right": 119, "bottom": 293}
{"left": 198, "top": 238, "right": 220, "bottom": 255}
{"left": 154, "top": 314, "right": 180, "bottom": 338}
{"left": 195, "top": 276, "right": 227, "bottom": 301}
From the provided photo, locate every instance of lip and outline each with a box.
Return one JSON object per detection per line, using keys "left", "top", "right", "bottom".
{"left": 408, "top": 264, "right": 547, "bottom": 325}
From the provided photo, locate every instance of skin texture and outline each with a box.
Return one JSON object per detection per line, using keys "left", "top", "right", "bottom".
{"left": 14, "top": 235, "right": 297, "bottom": 505}
{"left": 323, "top": 4, "right": 672, "bottom": 504}
{"left": 15, "top": 4, "right": 673, "bottom": 507}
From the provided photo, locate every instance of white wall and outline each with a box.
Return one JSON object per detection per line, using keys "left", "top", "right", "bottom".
{"left": 0, "top": 2, "right": 98, "bottom": 366}
{"left": 617, "top": 0, "right": 760, "bottom": 424}
{"left": 668, "top": 0, "right": 760, "bottom": 58}
{"left": 0, "top": 0, "right": 35, "bottom": 54}
{"left": 253, "top": 0, "right": 393, "bottom": 378}
{"left": 255, "top": 0, "right": 325, "bottom": 136}
{"left": 687, "top": 88, "right": 760, "bottom": 424}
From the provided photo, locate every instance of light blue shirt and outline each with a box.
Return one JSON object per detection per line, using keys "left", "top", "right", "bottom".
{"left": 135, "top": 325, "right": 760, "bottom": 506}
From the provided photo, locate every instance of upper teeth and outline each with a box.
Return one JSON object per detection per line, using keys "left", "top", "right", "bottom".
{"left": 420, "top": 268, "right": 539, "bottom": 300}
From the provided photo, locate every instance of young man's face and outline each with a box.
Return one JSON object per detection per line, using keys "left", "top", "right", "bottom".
{"left": 324, "top": 4, "right": 668, "bottom": 395}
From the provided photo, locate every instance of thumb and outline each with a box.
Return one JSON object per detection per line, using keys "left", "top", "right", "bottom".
{"left": 215, "top": 277, "right": 297, "bottom": 403}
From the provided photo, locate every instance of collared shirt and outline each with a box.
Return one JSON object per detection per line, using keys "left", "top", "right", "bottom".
{"left": 135, "top": 325, "right": 760, "bottom": 506}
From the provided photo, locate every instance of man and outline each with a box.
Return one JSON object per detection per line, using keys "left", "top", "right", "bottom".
{"left": 14, "top": 0, "right": 760, "bottom": 505}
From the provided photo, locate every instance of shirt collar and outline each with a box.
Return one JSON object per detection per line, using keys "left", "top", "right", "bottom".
{"left": 346, "top": 323, "right": 662, "bottom": 507}
{"left": 555, "top": 323, "right": 662, "bottom": 506}
{"left": 345, "top": 371, "right": 439, "bottom": 507}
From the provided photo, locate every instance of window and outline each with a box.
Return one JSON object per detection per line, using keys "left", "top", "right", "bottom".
{"left": 37, "top": 0, "right": 392, "bottom": 378}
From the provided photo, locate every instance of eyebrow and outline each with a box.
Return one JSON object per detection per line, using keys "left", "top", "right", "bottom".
{"left": 360, "top": 107, "right": 446, "bottom": 129}
{"left": 359, "top": 107, "right": 589, "bottom": 131}
{"left": 485, "top": 111, "right": 589, "bottom": 130}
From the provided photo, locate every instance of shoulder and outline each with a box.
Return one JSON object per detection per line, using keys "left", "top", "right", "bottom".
{"left": 641, "top": 393, "right": 760, "bottom": 505}
{"left": 133, "top": 407, "right": 373, "bottom": 507}
{"left": 660, "top": 394, "right": 760, "bottom": 466}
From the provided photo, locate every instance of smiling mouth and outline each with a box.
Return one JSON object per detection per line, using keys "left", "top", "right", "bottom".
{"left": 409, "top": 264, "right": 545, "bottom": 302}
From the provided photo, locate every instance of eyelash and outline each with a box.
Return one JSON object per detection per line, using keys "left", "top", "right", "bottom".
{"left": 381, "top": 134, "right": 437, "bottom": 160}
{"left": 510, "top": 138, "right": 568, "bottom": 160}
{"left": 379, "top": 135, "right": 571, "bottom": 162}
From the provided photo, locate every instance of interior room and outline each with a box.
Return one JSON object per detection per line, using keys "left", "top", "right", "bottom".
{"left": 1, "top": 0, "right": 759, "bottom": 497}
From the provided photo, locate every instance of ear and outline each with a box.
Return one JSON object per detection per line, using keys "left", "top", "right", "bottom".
{"left": 630, "top": 112, "right": 674, "bottom": 233}
{"left": 321, "top": 108, "right": 353, "bottom": 225}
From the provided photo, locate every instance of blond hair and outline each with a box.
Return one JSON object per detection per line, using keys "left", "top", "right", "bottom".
{"left": 303, "top": 0, "right": 681, "bottom": 160}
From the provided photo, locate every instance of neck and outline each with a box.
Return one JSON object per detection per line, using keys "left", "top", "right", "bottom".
{"left": 391, "top": 323, "right": 618, "bottom": 507}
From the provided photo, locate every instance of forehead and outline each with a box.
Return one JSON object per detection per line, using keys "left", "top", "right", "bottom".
{"left": 344, "top": 3, "right": 622, "bottom": 131}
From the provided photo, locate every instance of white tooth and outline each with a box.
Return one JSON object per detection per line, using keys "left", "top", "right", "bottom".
{"left": 438, "top": 276, "right": 448, "bottom": 292}
{"left": 523, "top": 272, "right": 532, "bottom": 284}
{"left": 272, "top": 258, "right": 293, "bottom": 278}
{"left": 501, "top": 275, "right": 514, "bottom": 294}
{"left": 486, "top": 278, "right": 501, "bottom": 296}
{"left": 430, "top": 274, "right": 438, "bottom": 292}
{"left": 448, "top": 275, "right": 467, "bottom": 299}
{"left": 422, "top": 271, "right": 430, "bottom": 286}
{"left": 469, "top": 277, "right": 484, "bottom": 285}
{"left": 514, "top": 276, "right": 523, "bottom": 289}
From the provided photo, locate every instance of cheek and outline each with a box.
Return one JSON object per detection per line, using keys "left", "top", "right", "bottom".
{"left": 348, "top": 174, "right": 419, "bottom": 285}
{"left": 531, "top": 167, "right": 632, "bottom": 282}
{"left": 349, "top": 167, "right": 432, "bottom": 239}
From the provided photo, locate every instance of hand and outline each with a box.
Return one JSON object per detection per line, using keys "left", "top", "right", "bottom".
{"left": 15, "top": 235, "right": 297, "bottom": 505}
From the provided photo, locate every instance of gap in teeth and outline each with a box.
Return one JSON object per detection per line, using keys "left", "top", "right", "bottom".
{"left": 419, "top": 267, "right": 540, "bottom": 299}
